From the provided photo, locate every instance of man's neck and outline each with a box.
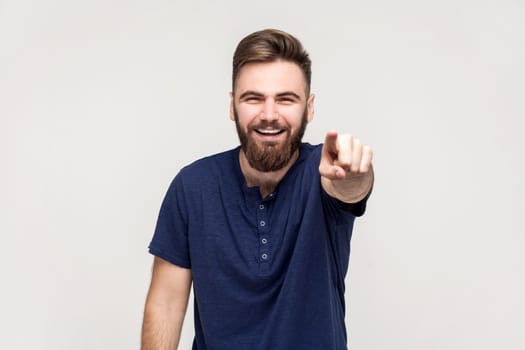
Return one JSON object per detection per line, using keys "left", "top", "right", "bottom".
{"left": 239, "top": 150, "right": 299, "bottom": 198}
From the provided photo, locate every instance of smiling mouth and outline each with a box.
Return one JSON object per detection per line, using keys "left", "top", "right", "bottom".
{"left": 254, "top": 129, "right": 285, "bottom": 135}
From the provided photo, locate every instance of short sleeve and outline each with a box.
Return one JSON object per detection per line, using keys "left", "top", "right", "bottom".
{"left": 148, "top": 174, "right": 191, "bottom": 269}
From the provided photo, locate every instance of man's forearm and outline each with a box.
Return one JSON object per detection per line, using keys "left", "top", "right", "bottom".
{"left": 141, "top": 302, "right": 187, "bottom": 350}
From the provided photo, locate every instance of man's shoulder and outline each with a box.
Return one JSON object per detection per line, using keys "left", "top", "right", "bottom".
{"left": 298, "top": 142, "right": 323, "bottom": 166}
{"left": 301, "top": 142, "right": 322, "bottom": 154}
{"left": 177, "top": 147, "right": 239, "bottom": 181}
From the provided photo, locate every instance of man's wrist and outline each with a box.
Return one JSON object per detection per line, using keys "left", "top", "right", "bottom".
{"left": 325, "top": 165, "right": 374, "bottom": 203}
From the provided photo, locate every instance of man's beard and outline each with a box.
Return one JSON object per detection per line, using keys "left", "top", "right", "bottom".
{"left": 234, "top": 108, "right": 308, "bottom": 172}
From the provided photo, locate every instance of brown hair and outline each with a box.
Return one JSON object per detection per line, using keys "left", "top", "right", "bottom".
{"left": 232, "top": 29, "right": 312, "bottom": 94}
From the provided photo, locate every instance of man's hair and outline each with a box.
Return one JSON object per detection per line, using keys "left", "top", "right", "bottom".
{"left": 232, "top": 29, "right": 312, "bottom": 94}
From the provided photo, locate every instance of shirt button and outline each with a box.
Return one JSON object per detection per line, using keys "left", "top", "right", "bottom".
{"left": 260, "top": 221, "right": 266, "bottom": 227}
{"left": 259, "top": 204, "right": 265, "bottom": 210}
{"left": 261, "top": 238, "right": 268, "bottom": 244}
{"left": 261, "top": 253, "right": 268, "bottom": 260}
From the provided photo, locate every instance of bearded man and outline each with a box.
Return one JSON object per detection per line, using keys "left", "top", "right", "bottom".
{"left": 141, "top": 29, "right": 374, "bottom": 350}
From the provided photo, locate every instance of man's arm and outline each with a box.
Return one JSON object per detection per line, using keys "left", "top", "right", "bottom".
{"left": 319, "top": 131, "right": 374, "bottom": 203}
{"left": 141, "top": 256, "right": 192, "bottom": 350}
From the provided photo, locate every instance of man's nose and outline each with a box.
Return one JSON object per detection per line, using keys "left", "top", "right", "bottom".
{"left": 260, "top": 99, "right": 279, "bottom": 121}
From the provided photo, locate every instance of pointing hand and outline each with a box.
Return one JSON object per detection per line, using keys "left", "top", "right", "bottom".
{"left": 319, "top": 130, "right": 373, "bottom": 180}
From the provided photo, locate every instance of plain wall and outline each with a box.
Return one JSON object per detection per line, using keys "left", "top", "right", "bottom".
{"left": 2, "top": 0, "right": 524, "bottom": 349}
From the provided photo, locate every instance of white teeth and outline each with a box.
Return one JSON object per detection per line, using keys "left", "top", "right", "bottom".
{"left": 257, "top": 129, "right": 282, "bottom": 134}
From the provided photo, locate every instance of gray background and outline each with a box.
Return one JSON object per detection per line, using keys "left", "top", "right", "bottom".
{"left": 2, "top": 0, "right": 524, "bottom": 349}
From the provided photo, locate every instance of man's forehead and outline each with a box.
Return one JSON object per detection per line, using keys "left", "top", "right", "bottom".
{"left": 235, "top": 61, "right": 308, "bottom": 97}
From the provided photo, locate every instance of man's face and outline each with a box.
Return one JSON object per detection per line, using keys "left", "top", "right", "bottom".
{"left": 230, "top": 60, "right": 314, "bottom": 172}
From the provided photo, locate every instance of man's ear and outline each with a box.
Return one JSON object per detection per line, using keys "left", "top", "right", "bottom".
{"left": 229, "top": 92, "right": 235, "bottom": 121}
{"left": 306, "top": 93, "right": 315, "bottom": 123}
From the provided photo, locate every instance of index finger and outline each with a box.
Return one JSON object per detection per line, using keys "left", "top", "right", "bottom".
{"left": 323, "top": 130, "right": 339, "bottom": 155}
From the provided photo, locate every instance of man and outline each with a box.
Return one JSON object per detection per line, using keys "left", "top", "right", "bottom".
{"left": 142, "top": 29, "right": 374, "bottom": 350}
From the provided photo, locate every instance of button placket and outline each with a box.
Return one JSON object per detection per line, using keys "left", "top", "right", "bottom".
{"left": 257, "top": 200, "right": 270, "bottom": 266}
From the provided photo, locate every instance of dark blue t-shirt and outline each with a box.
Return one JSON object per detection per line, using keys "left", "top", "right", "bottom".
{"left": 149, "top": 143, "right": 369, "bottom": 350}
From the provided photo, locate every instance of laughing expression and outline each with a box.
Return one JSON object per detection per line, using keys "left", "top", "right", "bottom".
{"left": 231, "top": 60, "right": 314, "bottom": 172}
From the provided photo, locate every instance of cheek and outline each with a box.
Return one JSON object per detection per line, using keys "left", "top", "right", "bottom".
{"left": 236, "top": 105, "right": 261, "bottom": 124}
{"left": 281, "top": 106, "right": 306, "bottom": 124}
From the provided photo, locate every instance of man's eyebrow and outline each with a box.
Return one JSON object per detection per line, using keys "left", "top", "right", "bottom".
{"left": 275, "top": 92, "right": 302, "bottom": 100}
{"left": 238, "top": 91, "right": 302, "bottom": 100}
{"left": 238, "top": 91, "right": 265, "bottom": 99}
